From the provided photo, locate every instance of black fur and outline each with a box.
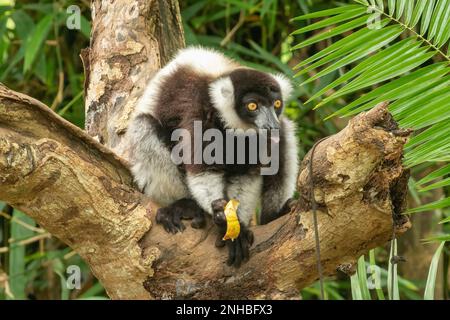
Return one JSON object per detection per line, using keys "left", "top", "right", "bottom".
{"left": 229, "top": 69, "right": 284, "bottom": 121}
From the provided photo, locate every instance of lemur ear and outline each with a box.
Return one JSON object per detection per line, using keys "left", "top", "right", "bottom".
{"left": 209, "top": 76, "right": 253, "bottom": 130}
{"left": 272, "top": 74, "right": 294, "bottom": 103}
{"left": 210, "top": 77, "right": 234, "bottom": 102}
{"left": 219, "top": 78, "right": 234, "bottom": 98}
{"left": 221, "top": 86, "right": 232, "bottom": 98}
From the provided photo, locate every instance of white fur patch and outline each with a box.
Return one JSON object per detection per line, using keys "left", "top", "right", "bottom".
{"left": 129, "top": 116, "right": 189, "bottom": 206}
{"left": 173, "top": 46, "right": 239, "bottom": 77}
{"left": 260, "top": 116, "right": 299, "bottom": 215}
{"left": 227, "top": 174, "right": 263, "bottom": 226}
{"left": 186, "top": 172, "right": 225, "bottom": 215}
{"left": 135, "top": 61, "right": 178, "bottom": 116}
{"left": 209, "top": 77, "right": 253, "bottom": 130}
{"left": 279, "top": 116, "right": 299, "bottom": 204}
{"left": 272, "top": 73, "right": 294, "bottom": 103}
{"left": 136, "top": 46, "right": 240, "bottom": 117}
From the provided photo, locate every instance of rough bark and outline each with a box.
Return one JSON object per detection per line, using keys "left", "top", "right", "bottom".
{"left": 0, "top": 0, "right": 412, "bottom": 299}
{"left": 0, "top": 85, "right": 411, "bottom": 298}
{"left": 0, "top": 84, "right": 152, "bottom": 299}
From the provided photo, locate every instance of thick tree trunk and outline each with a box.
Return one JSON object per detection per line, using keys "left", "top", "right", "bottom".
{"left": 0, "top": 0, "right": 411, "bottom": 299}
{"left": 83, "top": 0, "right": 184, "bottom": 153}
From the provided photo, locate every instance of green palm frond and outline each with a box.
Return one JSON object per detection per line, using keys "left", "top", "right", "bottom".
{"left": 291, "top": 0, "right": 450, "bottom": 214}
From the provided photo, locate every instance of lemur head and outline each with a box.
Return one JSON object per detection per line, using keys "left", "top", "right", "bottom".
{"left": 209, "top": 68, "right": 293, "bottom": 130}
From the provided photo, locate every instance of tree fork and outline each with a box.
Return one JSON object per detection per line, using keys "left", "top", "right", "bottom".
{"left": 0, "top": 0, "right": 411, "bottom": 299}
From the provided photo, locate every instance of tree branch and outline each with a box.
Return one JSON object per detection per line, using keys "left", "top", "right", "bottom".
{"left": 0, "top": 85, "right": 411, "bottom": 298}
{"left": 0, "top": 84, "right": 152, "bottom": 299}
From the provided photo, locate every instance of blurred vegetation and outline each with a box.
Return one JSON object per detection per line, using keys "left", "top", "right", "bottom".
{"left": 0, "top": 0, "right": 448, "bottom": 300}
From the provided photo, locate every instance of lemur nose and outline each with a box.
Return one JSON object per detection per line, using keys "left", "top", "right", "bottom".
{"left": 262, "top": 123, "right": 280, "bottom": 130}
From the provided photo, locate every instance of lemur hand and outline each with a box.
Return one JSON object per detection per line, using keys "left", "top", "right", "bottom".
{"left": 225, "top": 225, "right": 254, "bottom": 268}
{"left": 212, "top": 198, "right": 228, "bottom": 247}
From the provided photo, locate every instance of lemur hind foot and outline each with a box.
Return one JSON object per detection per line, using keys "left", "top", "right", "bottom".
{"left": 156, "top": 198, "right": 207, "bottom": 234}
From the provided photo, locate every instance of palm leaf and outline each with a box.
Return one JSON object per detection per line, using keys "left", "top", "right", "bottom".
{"left": 424, "top": 241, "right": 446, "bottom": 300}
{"left": 291, "top": 0, "right": 450, "bottom": 214}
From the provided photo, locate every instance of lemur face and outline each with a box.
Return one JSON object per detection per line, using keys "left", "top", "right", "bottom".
{"left": 229, "top": 69, "right": 283, "bottom": 130}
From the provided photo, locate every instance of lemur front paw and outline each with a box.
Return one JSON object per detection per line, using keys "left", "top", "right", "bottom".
{"left": 211, "top": 198, "right": 254, "bottom": 267}
{"left": 211, "top": 198, "right": 228, "bottom": 227}
{"left": 156, "top": 198, "right": 207, "bottom": 234}
{"left": 225, "top": 226, "right": 254, "bottom": 268}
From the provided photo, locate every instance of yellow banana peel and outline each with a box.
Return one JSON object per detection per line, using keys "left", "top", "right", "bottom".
{"left": 222, "top": 199, "right": 240, "bottom": 241}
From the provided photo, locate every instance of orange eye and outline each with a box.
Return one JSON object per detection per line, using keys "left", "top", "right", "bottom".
{"left": 274, "top": 100, "right": 282, "bottom": 109}
{"left": 247, "top": 102, "right": 258, "bottom": 111}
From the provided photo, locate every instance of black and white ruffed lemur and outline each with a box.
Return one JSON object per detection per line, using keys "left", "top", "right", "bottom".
{"left": 127, "top": 47, "right": 299, "bottom": 267}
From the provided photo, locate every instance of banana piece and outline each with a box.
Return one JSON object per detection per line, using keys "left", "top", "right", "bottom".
{"left": 222, "top": 199, "right": 240, "bottom": 241}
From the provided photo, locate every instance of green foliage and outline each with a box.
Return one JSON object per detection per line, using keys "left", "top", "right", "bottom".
{"left": 0, "top": 203, "right": 106, "bottom": 300}
{"left": 387, "top": 239, "right": 400, "bottom": 300}
{"left": 292, "top": 1, "right": 449, "bottom": 299}
{"left": 8, "top": 210, "right": 35, "bottom": 299}
{"left": 0, "top": 0, "right": 90, "bottom": 127}
{"left": 424, "top": 241, "right": 446, "bottom": 299}
{"left": 0, "top": 1, "right": 100, "bottom": 299}
{"left": 349, "top": 249, "right": 423, "bottom": 301}
{"left": 291, "top": 0, "right": 449, "bottom": 238}
{"left": 23, "top": 14, "right": 53, "bottom": 73}
{"left": 350, "top": 241, "right": 447, "bottom": 300}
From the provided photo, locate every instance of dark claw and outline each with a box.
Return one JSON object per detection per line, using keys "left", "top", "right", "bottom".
{"left": 172, "top": 213, "right": 186, "bottom": 232}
